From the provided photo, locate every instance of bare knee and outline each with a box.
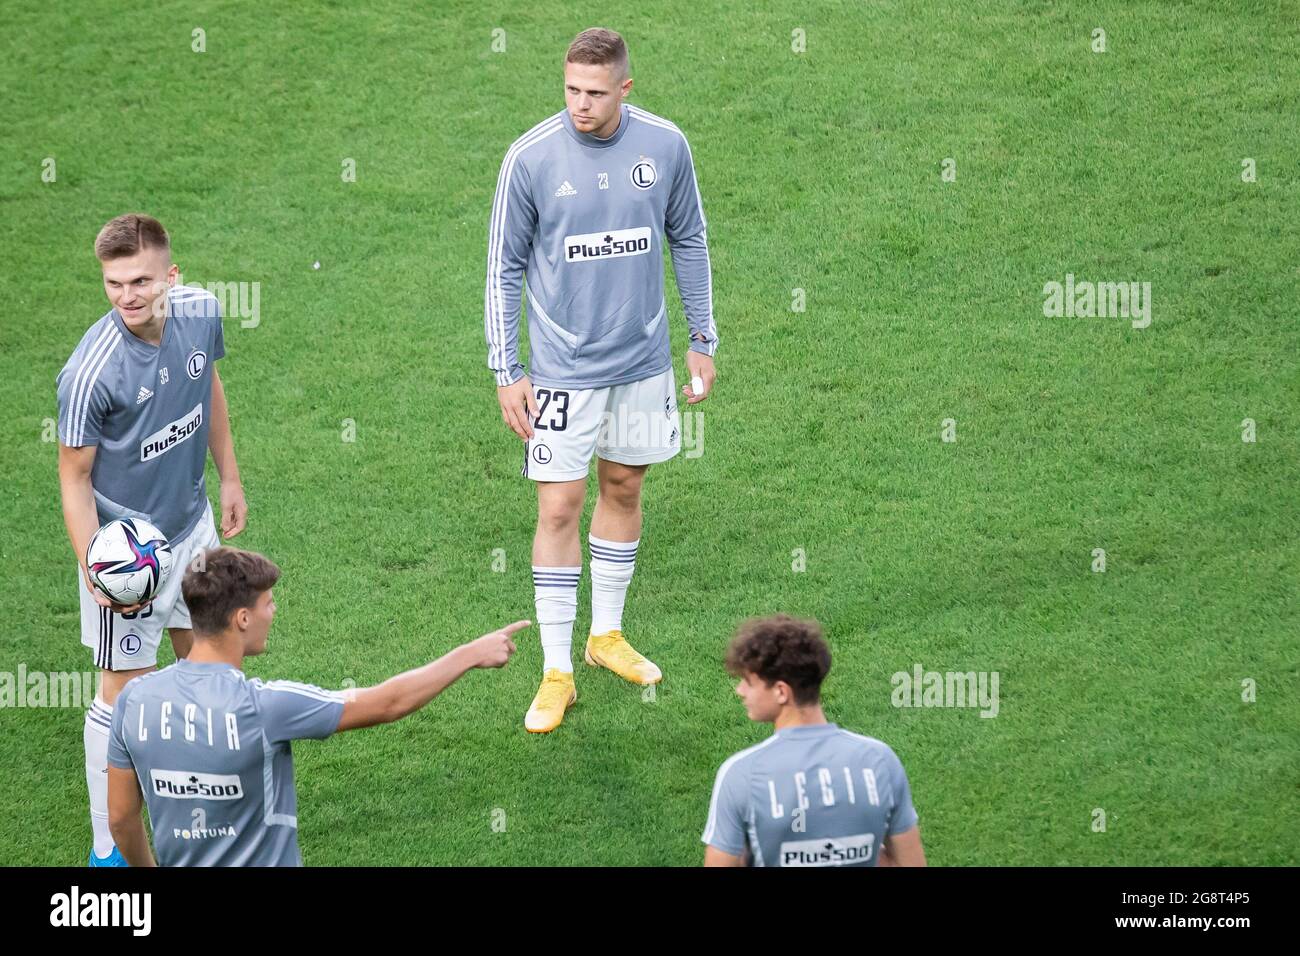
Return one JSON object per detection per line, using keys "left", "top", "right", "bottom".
{"left": 598, "top": 465, "right": 644, "bottom": 512}
{"left": 536, "top": 482, "right": 585, "bottom": 536}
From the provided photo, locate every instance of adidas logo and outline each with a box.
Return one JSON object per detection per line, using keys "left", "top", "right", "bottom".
{"left": 135, "top": 386, "right": 154, "bottom": 405}
{"left": 554, "top": 180, "right": 577, "bottom": 198}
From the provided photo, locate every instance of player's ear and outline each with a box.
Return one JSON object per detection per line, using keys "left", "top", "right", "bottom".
{"left": 167, "top": 263, "right": 179, "bottom": 286}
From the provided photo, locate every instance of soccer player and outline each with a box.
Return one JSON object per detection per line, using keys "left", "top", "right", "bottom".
{"left": 485, "top": 27, "right": 718, "bottom": 733}
{"left": 56, "top": 214, "right": 248, "bottom": 865}
{"left": 106, "top": 547, "right": 525, "bottom": 867}
{"left": 702, "top": 616, "right": 927, "bottom": 867}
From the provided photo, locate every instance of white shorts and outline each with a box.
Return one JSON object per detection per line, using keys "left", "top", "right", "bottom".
{"left": 79, "top": 503, "right": 220, "bottom": 671}
{"left": 523, "top": 367, "right": 682, "bottom": 482}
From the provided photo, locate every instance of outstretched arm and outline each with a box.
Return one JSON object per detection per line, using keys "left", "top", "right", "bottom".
{"left": 337, "top": 620, "right": 528, "bottom": 731}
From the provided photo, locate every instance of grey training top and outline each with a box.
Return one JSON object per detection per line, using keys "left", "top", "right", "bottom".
{"left": 702, "top": 723, "right": 919, "bottom": 867}
{"left": 56, "top": 285, "right": 225, "bottom": 542}
{"left": 107, "top": 659, "right": 345, "bottom": 867}
{"left": 485, "top": 103, "right": 717, "bottom": 390}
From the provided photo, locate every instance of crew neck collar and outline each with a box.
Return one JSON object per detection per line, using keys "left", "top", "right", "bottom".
{"left": 177, "top": 658, "right": 241, "bottom": 672}
{"left": 562, "top": 104, "right": 630, "bottom": 148}
{"left": 774, "top": 722, "right": 839, "bottom": 738}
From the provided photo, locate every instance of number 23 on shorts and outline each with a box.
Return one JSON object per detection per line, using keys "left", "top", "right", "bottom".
{"left": 532, "top": 388, "right": 570, "bottom": 431}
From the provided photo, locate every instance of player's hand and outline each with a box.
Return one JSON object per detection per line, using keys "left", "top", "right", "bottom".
{"left": 497, "top": 376, "right": 539, "bottom": 440}
{"left": 682, "top": 351, "right": 716, "bottom": 405}
{"left": 81, "top": 564, "right": 148, "bottom": 615}
{"left": 470, "top": 619, "right": 529, "bottom": 668}
{"left": 220, "top": 481, "right": 248, "bottom": 538}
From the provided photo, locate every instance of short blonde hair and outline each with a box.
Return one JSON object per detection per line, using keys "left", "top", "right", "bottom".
{"left": 565, "top": 27, "right": 629, "bottom": 79}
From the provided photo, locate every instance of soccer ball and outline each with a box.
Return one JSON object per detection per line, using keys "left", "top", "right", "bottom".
{"left": 86, "top": 518, "right": 173, "bottom": 606}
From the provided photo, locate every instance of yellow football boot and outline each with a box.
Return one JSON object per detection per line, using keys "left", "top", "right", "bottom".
{"left": 584, "top": 630, "right": 662, "bottom": 686}
{"left": 524, "top": 668, "right": 577, "bottom": 733}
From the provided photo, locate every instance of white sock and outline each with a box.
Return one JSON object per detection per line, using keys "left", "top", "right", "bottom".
{"left": 85, "top": 696, "right": 115, "bottom": 857}
{"left": 589, "top": 534, "right": 638, "bottom": 636}
{"left": 533, "top": 566, "right": 580, "bottom": 673}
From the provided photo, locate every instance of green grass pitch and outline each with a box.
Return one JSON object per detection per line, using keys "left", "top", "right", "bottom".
{"left": 1, "top": 0, "right": 1296, "bottom": 865}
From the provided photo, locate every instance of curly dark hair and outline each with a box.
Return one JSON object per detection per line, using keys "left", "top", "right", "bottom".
{"left": 725, "top": 615, "right": 831, "bottom": 705}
